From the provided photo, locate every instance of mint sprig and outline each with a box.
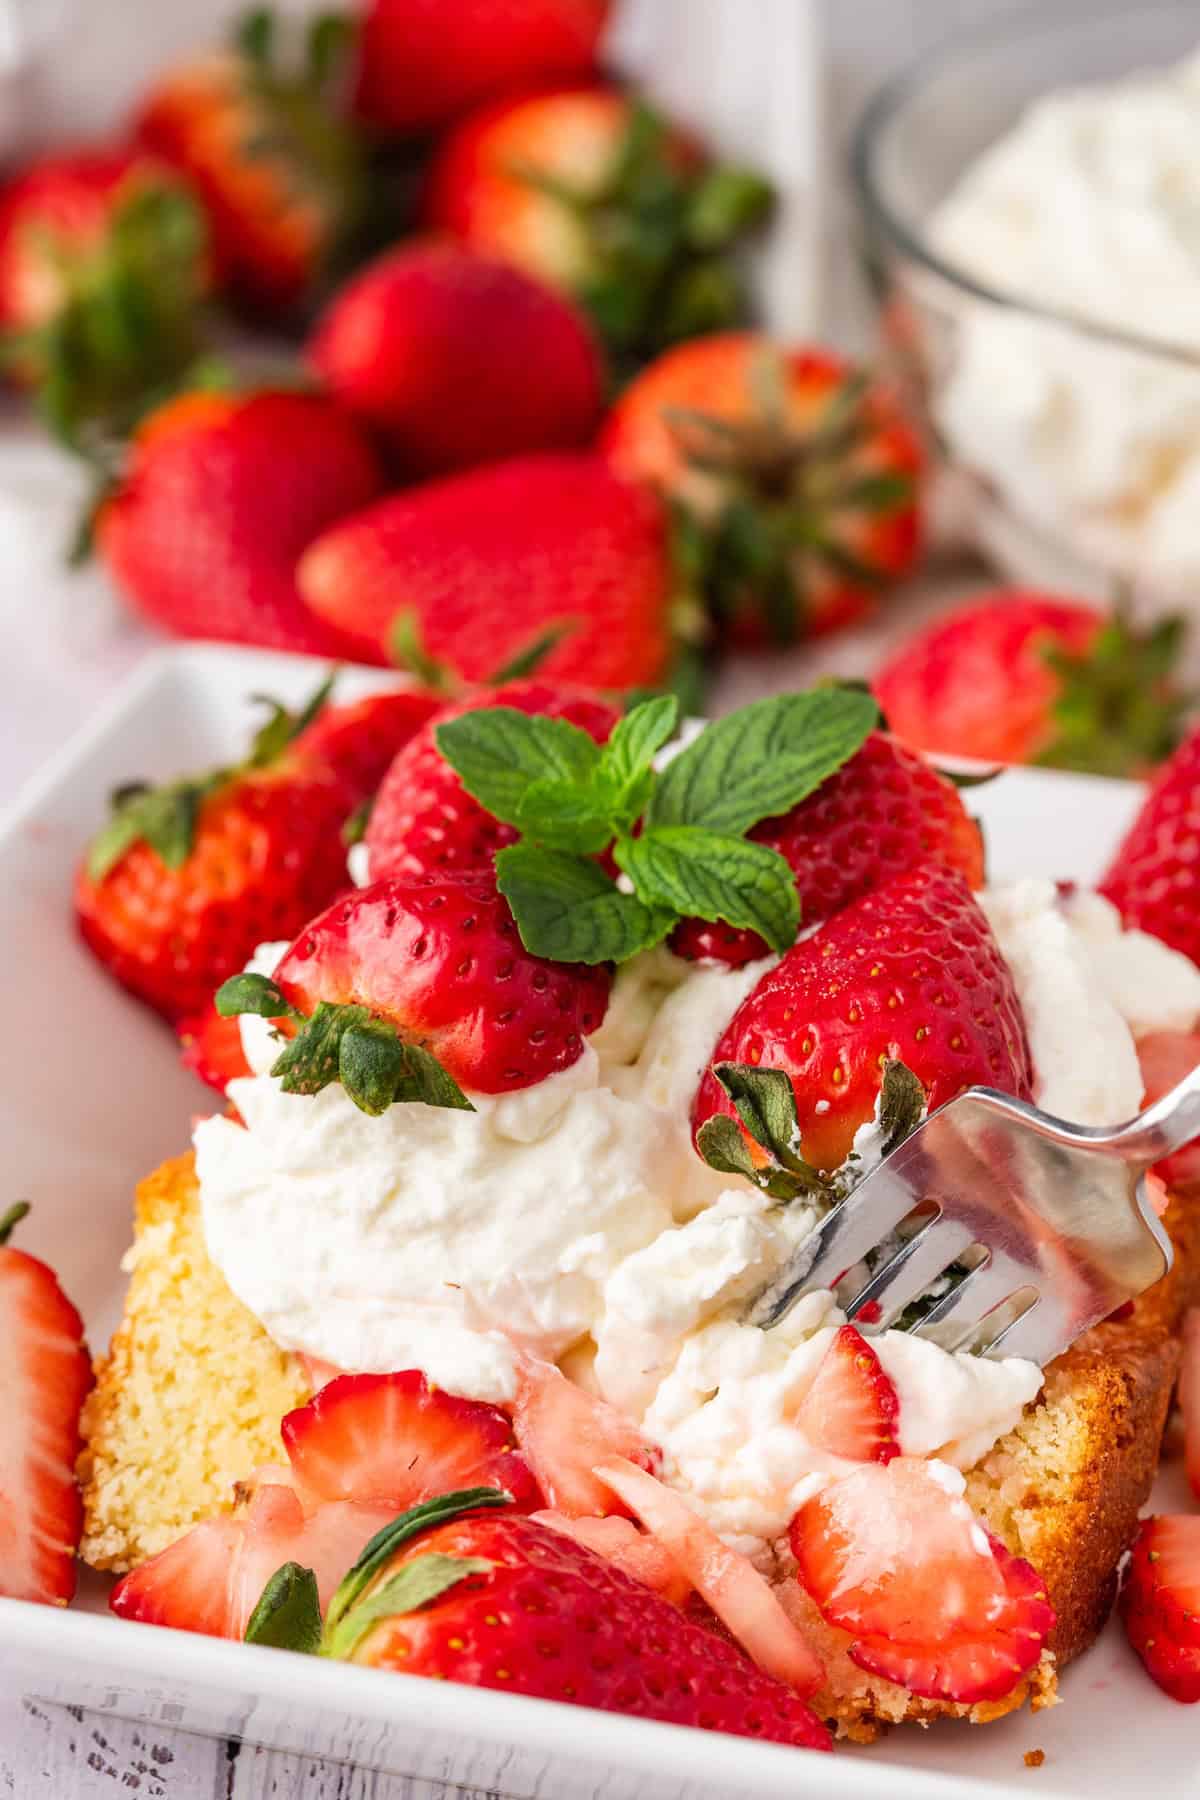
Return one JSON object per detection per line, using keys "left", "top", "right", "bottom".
{"left": 215, "top": 972, "right": 475, "bottom": 1118}
{"left": 435, "top": 686, "right": 876, "bottom": 966}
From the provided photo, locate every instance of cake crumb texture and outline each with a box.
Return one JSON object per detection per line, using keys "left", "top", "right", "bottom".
{"left": 78, "top": 1151, "right": 309, "bottom": 1572}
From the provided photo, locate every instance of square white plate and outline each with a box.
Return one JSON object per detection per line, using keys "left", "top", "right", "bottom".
{"left": 0, "top": 644, "right": 1193, "bottom": 1798}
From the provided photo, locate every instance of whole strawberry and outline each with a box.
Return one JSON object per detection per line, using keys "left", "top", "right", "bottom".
{"left": 297, "top": 453, "right": 678, "bottom": 687}
{"left": 244, "top": 1490, "right": 832, "bottom": 1750}
{"left": 692, "top": 864, "right": 1033, "bottom": 1172}
{"left": 0, "top": 146, "right": 209, "bottom": 448}
{"left": 136, "top": 12, "right": 363, "bottom": 318}
{"left": 307, "top": 241, "right": 604, "bottom": 477}
{"left": 365, "top": 680, "right": 617, "bottom": 882}
{"left": 353, "top": 0, "right": 611, "bottom": 134}
{"left": 873, "top": 592, "right": 1189, "bottom": 776}
{"left": 673, "top": 730, "right": 983, "bottom": 966}
{"left": 423, "top": 87, "right": 772, "bottom": 370}
{"left": 226, "top": 868, "right": 612, "bottom": 1102}
{"left": 0, "top": 1203, "right": 92, "bottom": 1606}
{"left": 76, "top": 680, "right": 359, "bottom": 1022}
{"left": 603, "top": 332, "right": 923, "bottom": 645}
{"left": 97, "top": 389, "right": 384, "bottom": 655}
{"left": 1099, "top": 725, "right": 1200, "bottom": 967}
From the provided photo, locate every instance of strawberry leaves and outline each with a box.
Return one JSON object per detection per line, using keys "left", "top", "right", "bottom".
{"left": 435, "top": 687, "right": 877, "bottom": 965}
{"left": 214, "top": 972, "right": 475, "bottom": 1117}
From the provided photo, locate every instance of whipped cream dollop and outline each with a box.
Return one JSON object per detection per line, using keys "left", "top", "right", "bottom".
{"left": 194, "top": 880, "right": 1200, "bottom": 1553}
{"left": 928, "top": 49, "right": 1200, "bottom": 591}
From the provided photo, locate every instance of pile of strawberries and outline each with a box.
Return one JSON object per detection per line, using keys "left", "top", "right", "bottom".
{"left": 0, "top": 0, "right": 928, "bottom": 692}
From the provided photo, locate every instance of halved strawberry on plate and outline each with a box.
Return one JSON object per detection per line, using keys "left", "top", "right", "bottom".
{"left": 0, "top": 1203, "right": 92, "bottom": 1605}
{"left": 791, "top": 1458, "right": 1054, "bottom": 1704}
{"left": 1122, "top": 1514, "right": 1200, "bottom": 1702}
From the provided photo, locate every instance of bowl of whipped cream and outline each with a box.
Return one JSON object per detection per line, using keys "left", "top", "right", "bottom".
{"left": 853, "top": 0, "right": 1200, "bottom": 609}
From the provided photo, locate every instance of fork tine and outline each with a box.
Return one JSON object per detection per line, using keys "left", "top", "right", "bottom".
{"left": 909, "top": 1251, "right": 1028, "bottom": 1350}
{"left": 843, "top": 1214, "right": 975, "bottom": 1331}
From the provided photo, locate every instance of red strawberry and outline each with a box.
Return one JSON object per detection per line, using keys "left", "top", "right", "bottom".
{"left": 791, "top": 1459, "right": 1054, "bottom": 1704}
{"left": 873, "top": 592, "right": 1189, "bottom": 776}
{"left": 177, "top": 1004, "right": 252, "bottom": 1094}
{"left": 297, "top": 454, "right": 676, "bottom": 687}
{"left": 0, "top": 146, "right": 208, "bottom": 445}
{"left": 532, "top": 1509, "right": 691, "bottom": 1606}
{"left": 512, "top": 1357, "right": 655, "bottom": 1519}
{"left": 110, "top": 1484, "right": 395, "bottom": 1638}
{"left": 308, "top": 241, "right": 604, "bottom": 477}
{"left": 0, "top": 1203, "right": 92, "bottom": 1606}
{"left": 136, "top": 14, "right": 363, "bottom": 318}
{"left": 1121, "top": 1515, "right": 1200, "bottom": 1702}
{"left": 291, "top": 687, "right": 444, "bottom": 805}
{"left": 328, "top": 1497, "right": 832, "bottom": 1750}
{"left": 1136, "top": 1033, "right": 1200, "bottom": 1188}
{"left": 423, "top": 88, "right": 771, "bottom": 367}
{"left": 795, "top": 1326, "right": 900, "bottom": 1465}
{"left": 97, "top": 390, "right": 384, "bottom": 655}
{"left": 281, "top": 1371, "right": 540, "bottom": 1513}
{"left": 1100, "top": 726, "right": 1200, "bottom": 968}
{"left": 272, "top": 870, "right": 611, "bottom": 1093}
{"left": 603, "top": 333, "right": 922, "bottom": 645}
{"left": 75, "top": 681, "right": 360, "bottom": 1022}
{"left": 692, "top": 865, "right": 1034, "bottom": 1171}
{"left": 354, "top": 0, "right": 611, "bottom": 133}
{"left": 672, "top": 731, "right": 984, "bottom": 966}
{"left": 365, "top": 680, "right": 617, "bottom": 881}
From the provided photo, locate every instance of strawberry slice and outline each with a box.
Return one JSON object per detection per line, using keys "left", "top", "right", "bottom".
{"left": 0, "top": 1203, "right": 92, "bottom": 1605}
{"left": 111, "top": 1514, "right": 242, "bottom": 1634}
{"left": 796, "top": 1325, "right": 900, "bottom": 1464}
{"left": 177, "top": 1004, "right": 252, "bottom": 1096}
{"left": 512, "top": 1356, "right": 657, "bottom": 1519}
{"left": 281, "top": 1370, "right": 540, "bottom": 1512}
{"left": 532, "top": 1509, "right": 691, "bottom": 1606}
{"left": 597, "top": 1457, "right": 824, "bottom": 1696}
{"left": 791, "top": 1459, "right": 1054, "bottom": 1704}
{"left": 1122, "top": 1515, "right": 1200, "bottom": 1702}
{"left": 1137, "top": 1032, "right": 1200, "bottom": 1188}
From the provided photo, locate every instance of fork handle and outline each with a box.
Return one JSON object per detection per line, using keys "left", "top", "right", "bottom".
{"left": 1110, "top": 1059, "right": 1200, "bottom": 1165}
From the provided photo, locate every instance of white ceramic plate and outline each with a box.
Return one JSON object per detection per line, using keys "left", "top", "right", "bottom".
{"left": 0, "top": 644, "right": 1193, "bottom": 1799}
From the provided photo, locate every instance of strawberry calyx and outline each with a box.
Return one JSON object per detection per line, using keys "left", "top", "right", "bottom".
{"left": 696, "top": 1057, "right": 925, "bottom": 1204}
{"left": 517, "top": 98, "right": 773, "bottom": 372}
{"left": 214, "top": 970, "right": 475, "bottom": 1117}
{"left": 434, "top": 684, "right": 878, "bottom": 966}
{"left": 388, "top": 608, "right": 577, "bottom": 696}
{"left": 667, "top": 356, "right": 914, "bottom": 646}
{"left": 1035, "top": 609, "right": 1192, "bottom": 779}
{"left": 0, "top": 1200, "right": 31, "bottom": 1245}
{"left": 244, "top": 1486, "right": 509, "bottom": 1658}
{"left": 86, "top": 670, "right": 337, "bottom": 882}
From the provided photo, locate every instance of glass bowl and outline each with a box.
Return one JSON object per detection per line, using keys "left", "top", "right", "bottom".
{"left": 852, "top": 0, "right": 1200, "bottom": 610}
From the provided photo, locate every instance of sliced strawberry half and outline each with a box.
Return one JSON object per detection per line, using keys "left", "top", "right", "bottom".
{"left": 597, "top": 1456, "right": 824, "bottom": 1695}
{"left": 791, "top": 1458, "right": 1054, "bottom": 1704}
{"left": 1137, "top": 1032, "right": 1200, "bottom": 1188}
{"left": 0, "top": 1203, "right": 93, "bottom": 1605}
{"left": 512, "top": 1356, "right": 658, "bottom": 1519}
{"left": 281, "top": 1370, "right": 540, "bottom": 1512}
{"left": 532, "top": 1509, "right": 691, "bottom": 1606}
{"left": 111, "top": 1513, "right": 242, "bottom": 1634}
{"left": 796, "top": 1325, "right": 900, "bottom": 1464}
{"left": 1122, "top": 1515, "right": 1200, "bottom": 1703}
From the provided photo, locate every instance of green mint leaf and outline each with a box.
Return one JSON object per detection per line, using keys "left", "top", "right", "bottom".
{"left": 878, "top": 1058, "right": 926, "bottom": 1156}
{"left": 244, "top": 1562, "right": 322, "bottom": 1655}
{"left": 486, "top": 620, "right": 576, "bottom": 685}
{"left": 600, "top": 695, "right": 679, "bottom": 828}
{"left": 514, "top": 774, "right": 619, "bottom": 855}
{"left": 339, "top": 1019, "right": 410, "bottom": 1116}
{"left": 395, "top": 1043, "right": 475, "bottom": 1113}
{"left": 215, "top": 972, "right": 300, "bottom": 1022}
{"left": 323, "top": 1554, "right": 492, "bottom": 1662}
{"left": 436, "top": 708, "right": 602, "bottom": 827}
{"left": 647, "top": 689, "right": 877, "bottom": 837}
{"left": 495, "top": 845, "right": 673, "bottom": 965}
{"left": 616, "top": 827, "right": 799, "bottom": 953}
{"left": 713, "top": 1064, "right": 806, "bottom": 1171}
{"left": 325, "top": 1489, "right": 510, "bottom": 1634}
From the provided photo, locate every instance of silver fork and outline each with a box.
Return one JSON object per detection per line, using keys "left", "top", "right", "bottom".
{"left": 744, "top": 1073, "right": 1200, "bottom": 1365}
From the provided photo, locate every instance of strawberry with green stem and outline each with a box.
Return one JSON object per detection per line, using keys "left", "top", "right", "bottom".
{"left": 423, "top": 88, "right": 773, "bottom": 375}
{"left": 603, "top": 333, "right": 923, "bottom": 645}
